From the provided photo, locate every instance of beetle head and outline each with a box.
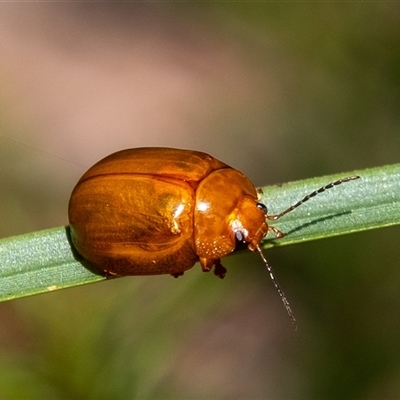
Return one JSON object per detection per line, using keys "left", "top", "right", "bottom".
{"left": 232, "top": 196, "right": 269, "bottom": 248}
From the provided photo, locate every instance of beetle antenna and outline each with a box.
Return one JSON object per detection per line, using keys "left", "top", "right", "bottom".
{"left": 255, "top": 245, "right": 297, "bottom": 330}
{"left": 267, "top": 175, "right": 360, "bottom": 221}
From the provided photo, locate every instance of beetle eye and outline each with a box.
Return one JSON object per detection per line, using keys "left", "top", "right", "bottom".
{"left": 235, "top": 231, "right": 244, "bottom": 242}
{"left": 257, "top": 203, "right": 268, "bottom": 214}
{"left": 234, "top": 231, "right": 247, "bottom": 250}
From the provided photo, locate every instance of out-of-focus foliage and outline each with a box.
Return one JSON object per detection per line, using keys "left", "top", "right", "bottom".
{"left": 0, "top": 3, "right": 399, "bottom": 399}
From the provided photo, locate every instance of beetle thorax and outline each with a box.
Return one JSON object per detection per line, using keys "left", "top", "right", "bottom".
{"left": 193, "top": 168, "right": 264, "bottom": 259}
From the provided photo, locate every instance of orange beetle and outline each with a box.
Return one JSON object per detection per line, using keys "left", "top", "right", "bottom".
{"left": 68, "top": 147, "right": 266, "bottom": 278}
{"left": 69, "top": 147, "right": 359, "bottom": 327}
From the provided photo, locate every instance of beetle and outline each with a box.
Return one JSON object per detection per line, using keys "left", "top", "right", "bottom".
{"left": 69, "top": 147, "right": 359, "bottom": 326}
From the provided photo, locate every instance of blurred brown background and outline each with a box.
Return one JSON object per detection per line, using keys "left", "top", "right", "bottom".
{"left": 0, "top": 3, "right": 399, "bottom": 399}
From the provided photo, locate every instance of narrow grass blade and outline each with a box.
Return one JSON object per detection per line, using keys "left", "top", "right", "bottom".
{"left": 0, "top": 227, "right": 105, "bottom": 301}
{"left": 0, "top": 163, "right": 399, "bottom": 302}
{"left": 259, "top": 163, "right": 400, "bottom": 248}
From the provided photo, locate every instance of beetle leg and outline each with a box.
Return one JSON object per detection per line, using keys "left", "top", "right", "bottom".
{"left": 199, "top": 257, "right": 213, "bottom": 272}
{"left": 199, "top": 257, "right": 226, "bottom": 279}
{"left": 213, "top": 260, "right": 227, "bottom": 279}
{"left": 268, "top": 225, "right": 284, "bottom": 238}
{"left": 171, "top": 271, "right": 184, "bottom": 278}
{"left": 103, "top": 269, "right": 118, "bottom": 278}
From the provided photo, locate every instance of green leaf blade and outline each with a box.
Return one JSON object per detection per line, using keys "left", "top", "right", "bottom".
{"left": 1, "top": 163, "right": 399, "bottom": 302}
{"left": 0, "top": 227, "right": 104, "bottom": 301}
{"left": 260, "top": 163, "right": 400, "bottom": 248}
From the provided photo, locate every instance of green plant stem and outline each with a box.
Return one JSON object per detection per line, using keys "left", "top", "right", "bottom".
{"left": 1, "top": 163, "right": 399, "bottom": 302}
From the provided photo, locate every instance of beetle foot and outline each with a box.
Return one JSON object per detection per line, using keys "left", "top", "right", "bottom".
{"left": 104, "top": 269, "right": 118, "bottom": 279}
{"left": 200, "top": 257, "right": 212, "bottom": 272}
{"left": 213, "top": 260, "right": 226, "bottom": 279}
{"left": 200, "top": 257, "right": 226, "bottom": 278}
{"left": 171, "top": 272, "right": 184, "bottom": 278}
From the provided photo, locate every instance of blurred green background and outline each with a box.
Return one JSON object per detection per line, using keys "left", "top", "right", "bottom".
{"left": 1, "top": 3, "right": 400, "bottom": 399}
